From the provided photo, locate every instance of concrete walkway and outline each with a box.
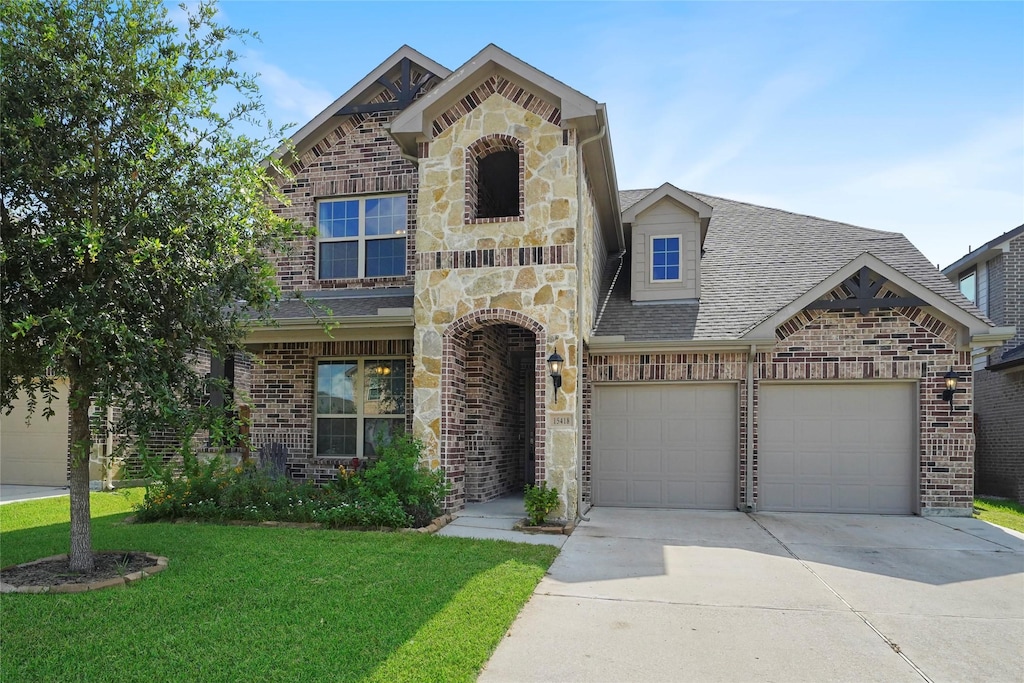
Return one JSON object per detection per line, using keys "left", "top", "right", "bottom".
{"left": 480, "top": 508, "right": 1024, "bottom": 682}
{"left": 0, "top": 484, "right": 69, "bottom": 505}
{"left": 436, "top": 494, "right": 568, "bottom": 548}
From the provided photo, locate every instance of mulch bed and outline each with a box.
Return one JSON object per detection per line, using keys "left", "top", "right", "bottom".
{"left": 1, "top": 552, "right": 166, "bottom": 593}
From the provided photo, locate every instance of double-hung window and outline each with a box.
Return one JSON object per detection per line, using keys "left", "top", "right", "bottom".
{"left": 651, "top": 236, "right": 681, "bottom": 282}
{"left": 316, "top": 359, "right": 406, "bottom": 459}
{"left": 318, "top": 195, "right": 407, "bottom": 279}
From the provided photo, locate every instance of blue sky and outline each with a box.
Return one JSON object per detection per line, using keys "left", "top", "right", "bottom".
{"left": 198, "top": 1, "right": 1022, "bottom": 269}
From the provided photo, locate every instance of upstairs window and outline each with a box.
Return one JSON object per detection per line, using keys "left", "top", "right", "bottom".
{"left": 465, "top": 135, "right": 524, "bottom": 222}
{"left": 318, "top": 195, "right": 407, "bottom": 279}
{"left": 477, "top": 151, "right": 519, "bottom": 218}
{"left": 959, "top": 269, "right": 977, "bottom": 303}
{"left": 651, "top": 236, "right": 681, "bottom": 282}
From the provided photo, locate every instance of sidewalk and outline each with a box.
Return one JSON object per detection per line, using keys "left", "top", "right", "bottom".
{"left": 436, "top": 494, "right": 568, "bottom": 548}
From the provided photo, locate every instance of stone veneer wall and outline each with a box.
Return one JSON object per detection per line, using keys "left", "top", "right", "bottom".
{"left": 412, "top": 84, "right": 582, "bottom": 515}
{"left": 583, "top": 307, "right": 974, "bottom": 514}
{"left": 249, "top": 339, "right": 413, "bottom": 485}
{"left": 465, "top": 325, "right": 527, "bottom": 501}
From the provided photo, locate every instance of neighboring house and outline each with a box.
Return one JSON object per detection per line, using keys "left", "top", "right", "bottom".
{"left": 234, "top": 44, "right": 1008, "bottom": 519}
{"left": 943, "top": 226, "right": 1024, "bottom": 503}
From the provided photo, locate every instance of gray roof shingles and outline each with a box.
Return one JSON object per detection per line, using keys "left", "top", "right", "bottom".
{"left": 595, "top": 190, "right": 987, "bottom": 342}
{"left": 268, "top": 288, "right": 413, "bottom": 321}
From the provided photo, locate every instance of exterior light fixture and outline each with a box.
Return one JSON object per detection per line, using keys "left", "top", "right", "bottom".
{"left": 547, "top": 352, "right": 564, "bottom": 401}
{"left": 373, "top": 363, "right": 391, "bottom": 376}
{"left": 941, "top": 370, "right": 961, "bottom": 409}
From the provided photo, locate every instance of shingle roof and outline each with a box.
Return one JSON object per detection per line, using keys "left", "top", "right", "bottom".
{"left": 268, "top": 288, "right": 414, "bottom": 321}
{"left": 595, "top": 190, "right": 988, "bottom": 342}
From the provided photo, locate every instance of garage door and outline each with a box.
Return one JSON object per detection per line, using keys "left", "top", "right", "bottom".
{"left": 759, "top": 383, "right": 915, "bottom": 514}
{"left": 593, "top": 384, "right": 737, "bottom": 509}
{"left": 1, "top": 382, "right": 70, "bottom": 486}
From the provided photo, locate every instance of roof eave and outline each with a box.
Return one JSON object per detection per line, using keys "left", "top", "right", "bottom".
{"left": 941, "top": 224, "right": 1024, "bottom": 275}
{"left": 589, "top": 336, "right": 775, "bottom": 354}
{"left": 266, "top": 45, "right": 451, "bottom": 168}
{"left": 744, "top": 252, "right": 994, "bottom": 342}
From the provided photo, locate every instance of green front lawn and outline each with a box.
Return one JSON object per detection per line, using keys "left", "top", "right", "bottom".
{"left": 1, "top": 491, "right": 557, "bottom": 682}
{"left": 974, "top": 496, "right": 1024, "bottom": 534}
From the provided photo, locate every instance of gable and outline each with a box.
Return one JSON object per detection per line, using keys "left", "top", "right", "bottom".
{"left": 270, "top": 46, "right": 450, "bottom": 172}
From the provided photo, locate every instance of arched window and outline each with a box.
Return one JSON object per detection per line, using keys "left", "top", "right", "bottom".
{"left": 465, "top": 135, "right": 524, "bottom": 222}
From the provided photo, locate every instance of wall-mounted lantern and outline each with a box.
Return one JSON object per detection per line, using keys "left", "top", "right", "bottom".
{"left": 547, "top": 352, "right": 564, "bottom": 402}
{"left": 941, "top": 370, "right": 962, "bottom": 410}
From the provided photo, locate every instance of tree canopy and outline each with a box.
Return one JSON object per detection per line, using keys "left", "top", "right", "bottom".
{"left": 1, "top": 0, "right": 299, "bottom": 570}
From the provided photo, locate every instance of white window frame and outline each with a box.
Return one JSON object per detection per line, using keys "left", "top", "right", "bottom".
{"left": 314, "top": 357, "right": 407, "bottom": 460}
{"left": 316, "top": 194, "right": 408, "bottom": 280}
{"left": 650, "top": 234, "right": 682, "bottom": 283}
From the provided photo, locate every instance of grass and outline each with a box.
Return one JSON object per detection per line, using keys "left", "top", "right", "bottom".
{"left": 974, "top": 496, "right": 1024, "bottom": 533}
{"left": 1, "top": 490, "right": 558, "bottom": 682}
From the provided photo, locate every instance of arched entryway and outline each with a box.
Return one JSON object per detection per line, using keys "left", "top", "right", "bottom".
{"left": 441, "top": 310, "right": 548, "bottom": 511}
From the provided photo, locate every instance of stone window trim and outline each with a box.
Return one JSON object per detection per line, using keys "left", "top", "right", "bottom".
{"left": 314, "top": 357, "right": 407, "bottom": 461}
{"left": 464, "top": 134, "right": 525, "bottom": 224}
{"left": 650, "top": 234, "right": 682, "bottom": 283}
{"left": 316, "top": 193, "right": 409, "bottom": 281}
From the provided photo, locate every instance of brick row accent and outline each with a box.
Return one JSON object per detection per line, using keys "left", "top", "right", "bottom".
{"left": 431, "top": 75, "right": 561, "bottom": 137}
{"left": 416, "top": 244, "right": 575, "bottom": 271}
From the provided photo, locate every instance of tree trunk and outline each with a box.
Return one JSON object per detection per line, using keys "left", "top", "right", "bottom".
{"left": 68, "top": 375, "right": 94, "bottom": 573}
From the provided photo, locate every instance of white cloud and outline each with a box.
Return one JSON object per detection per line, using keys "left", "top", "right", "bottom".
{"left": 244, "top": 52, "right": 334, "bottom": 124}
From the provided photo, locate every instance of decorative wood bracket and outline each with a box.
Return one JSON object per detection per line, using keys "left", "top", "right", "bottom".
{"left": 806, "top": 266, "right": 926, "bottom": 315}
{"left": 335, "top": 57, "right": 435, "bottom": 116}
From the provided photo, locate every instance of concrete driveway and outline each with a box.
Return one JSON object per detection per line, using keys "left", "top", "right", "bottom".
{"left": 480, "top": 508, "right": 1024, "bottom": 683}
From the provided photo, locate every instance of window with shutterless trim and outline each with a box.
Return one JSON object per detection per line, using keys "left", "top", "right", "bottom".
{"left": 317, "top": 195, "right": 407, "bottom": 279}
{"left": 315, "top": 359, "right": 407, "bottom": 459}
{"left": 651, "top": 235, "right": 681, "bottom": 282}
{"left": 958, "top": 269, "right": 977, "bottom": 303}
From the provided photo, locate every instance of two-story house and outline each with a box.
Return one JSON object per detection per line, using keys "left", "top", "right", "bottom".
{"left": 943, "top": 226, "right": 1024, "bottom": 504}
{"left": 241, "top": 44, "right": 1008, "bottom": 520}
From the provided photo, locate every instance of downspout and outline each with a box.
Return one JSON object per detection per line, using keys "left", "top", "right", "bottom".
{"left": 745, "top": 344, "right": 756, "bottom": 511}
{"left": 575, "top": 125, "right": 606, "bottom": 524}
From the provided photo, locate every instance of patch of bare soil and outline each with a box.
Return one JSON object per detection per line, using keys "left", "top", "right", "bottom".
{"left": 1, "top": 552, "right": 159, "bottom": 588}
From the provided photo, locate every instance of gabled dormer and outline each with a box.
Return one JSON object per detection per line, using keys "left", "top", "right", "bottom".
{"left": 623, "top": 183, "right": 712, "bottom": 303}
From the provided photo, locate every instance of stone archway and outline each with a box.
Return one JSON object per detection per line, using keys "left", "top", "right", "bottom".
{"left": 441, "top": 309, "right": 548, "bottom": 510}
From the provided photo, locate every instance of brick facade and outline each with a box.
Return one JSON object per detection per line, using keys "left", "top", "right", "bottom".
{"left": 973, "top": 234, "right": 1024, "bottom": 502}
{"left": 583, "top": 306, "right": 974, "bottom": 514}
{"left": 249, "top": 339, "right": 414, "bottom": 486}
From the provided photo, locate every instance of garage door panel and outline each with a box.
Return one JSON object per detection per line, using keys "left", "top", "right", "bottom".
{"left": 631, "top": 450, "right": 663, "bottom": 475}
{"left": 632, "top": 479, "right": 663, "bottom": 505}
{"left": 596, "top": 418, "right": 629, "bottom": 448}
{"left": 1, "top": 382, "right": 70, "bottom": 486}
{"left": 760, "top": 383, "right": 914, "bottom": 514}
{"left": 595, "top": 479, "right": 628, "bottom": 506}
{"left": 593, "top": 384, "right": 736, "bottom": 509}
{"left": 665, "top": 481, "right": 697, "bottom": 507}
{"left": 665, "top": 449, "right": 697, "bottom": 476}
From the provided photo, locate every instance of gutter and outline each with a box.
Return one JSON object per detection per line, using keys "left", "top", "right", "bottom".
{"left": 575, "top": 124, "right": 606, "bottom": 524}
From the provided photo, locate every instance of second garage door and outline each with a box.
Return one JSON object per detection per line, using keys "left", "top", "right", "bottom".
{"left": 592, "top": 384, "right": 737, "bottom": 509}
{"left": 759, "top": 383, "right": 916, "bottom": 514}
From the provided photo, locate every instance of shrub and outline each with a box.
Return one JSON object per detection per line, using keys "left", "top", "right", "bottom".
{"left": 524, "top": 481, "right": 560, "bottom": 526}
{"left": 134, "top": 434, "right": 450, "bottom": 529}
{"left": 358, "top": 434, "right": 449, "bottom": 527}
